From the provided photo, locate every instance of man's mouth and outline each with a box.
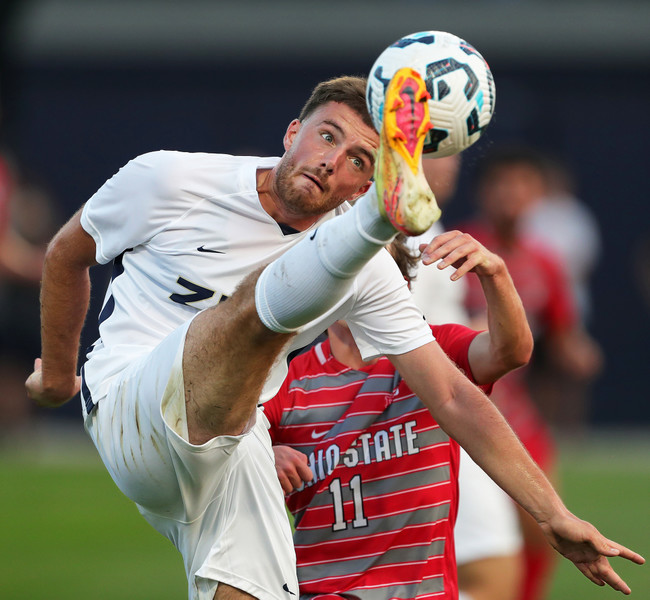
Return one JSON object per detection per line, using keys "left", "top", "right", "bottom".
{"left": 303, "top": 172, "right": 324, "bottom": 191}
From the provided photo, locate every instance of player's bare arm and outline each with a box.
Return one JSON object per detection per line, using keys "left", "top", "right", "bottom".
{"left": 183, "top": 271, "right": 296, "bottom": 444}
{"left": 389, "top": 341, "right": 645, "bottom": 594}
{"left": 391, "top": 340, "right": 558, "bottom": 516}
{"left": 419, "top": 230, "right": 533, "bottom": 383}
{"left": 25, "top": 208, "right": 98, "bottom": 407}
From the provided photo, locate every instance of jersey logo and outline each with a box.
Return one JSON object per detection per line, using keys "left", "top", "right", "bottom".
{"left": 311, "top": 429, "right": 328, "bottom": 439}
{"left": 197, "top": 245, "right": 225, "bottom": 254}
{"left": 282, "top": 583, "right": 296, "bottom": 596}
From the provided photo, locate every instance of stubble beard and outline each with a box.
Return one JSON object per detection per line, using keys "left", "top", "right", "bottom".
{"left": 274, "top": 157, "right": 346, "bottom": 220}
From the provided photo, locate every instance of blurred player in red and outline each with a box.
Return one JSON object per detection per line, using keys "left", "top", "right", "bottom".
{"left": 458, "top": 146, "right": 603, "bottom": 600}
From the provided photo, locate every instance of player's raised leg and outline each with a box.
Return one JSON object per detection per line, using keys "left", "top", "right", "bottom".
{"left": 182, "top": 267, "right": 293, "bottom": 444}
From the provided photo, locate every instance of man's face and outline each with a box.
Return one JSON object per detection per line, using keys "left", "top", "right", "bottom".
{"left": 274, "top": 102, "right": 378, "bottom": 219}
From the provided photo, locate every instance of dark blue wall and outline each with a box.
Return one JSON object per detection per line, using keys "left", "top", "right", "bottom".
{"left": 5, "top": 56, "right": 649, "bottom": 424}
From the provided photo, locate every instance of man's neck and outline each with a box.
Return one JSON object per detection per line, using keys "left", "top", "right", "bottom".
{"left": 328, "top": 324, "right": 379, "bottom": 370}
{"left": 256, "top": 167, "right": 320, "bottom": 232}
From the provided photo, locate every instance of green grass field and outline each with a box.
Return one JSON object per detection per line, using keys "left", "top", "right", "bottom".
{"left": 1, "top": 425, "right": 648, "bottom": 599}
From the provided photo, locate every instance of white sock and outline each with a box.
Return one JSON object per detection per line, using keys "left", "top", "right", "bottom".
{"left": 255, "top": 184, "right": 396, "bottom": 332}
{"left": 457, "top": 592, "right": 475, "bottom": 600}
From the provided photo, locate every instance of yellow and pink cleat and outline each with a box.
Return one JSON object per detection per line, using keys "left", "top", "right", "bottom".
{"left": 375, "top": 67, "right": 441, "bottom": 235}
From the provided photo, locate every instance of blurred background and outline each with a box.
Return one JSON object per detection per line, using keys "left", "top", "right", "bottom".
{"left": 0, "top": 1, "right": 647, "bottom": 599}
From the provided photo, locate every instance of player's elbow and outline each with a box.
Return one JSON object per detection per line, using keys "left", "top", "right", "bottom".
{"left": 517, "top": 328, "right": 534, "bottom": 367}
{"left": 501, "top": 330, "right": 534, "bottom": 372}
{"left": 44, "top": 209, "right": 98, "bottom": 271}
{"left": 490, "top": 329, "right": 534, "bottom": 376}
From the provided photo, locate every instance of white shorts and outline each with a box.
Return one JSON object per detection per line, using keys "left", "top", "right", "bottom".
{"left": 83, "top": 319, "right": 298, "bottom": 600}
{"left": 454, "top": 448, "right": 523, "bottom": 565}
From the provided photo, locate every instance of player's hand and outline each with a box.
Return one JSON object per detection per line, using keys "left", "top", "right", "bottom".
{"left": 25, "top": 358, "right": 81, "bottom": 408}
{"left": 540, "top": 509, "right": 645, "bottom": 595}
{"left": 419, "top": 230, "right": 503, "bottom": 281}
{"left": 273, "top": 445, "right": 313, "bottom": 494}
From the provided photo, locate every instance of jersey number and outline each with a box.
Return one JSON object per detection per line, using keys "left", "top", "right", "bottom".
{"left": 170, "top": 277, "right": 215, "bottom": 305}
{"left": 169, "top": 277, "right": 229, "bottom": 306}
{"left": 329, "top": 474, "right": 368, "bottom": 532}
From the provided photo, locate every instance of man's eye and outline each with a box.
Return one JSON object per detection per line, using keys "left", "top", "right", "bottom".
{"left": 321, "top": 132, "right": 334, "bottom": 143}
{"left": 351, "top": 157, "right": 363, "bottom": 169}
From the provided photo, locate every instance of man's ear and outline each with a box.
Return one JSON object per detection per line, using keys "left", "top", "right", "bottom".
{"left": 283, "top": 119, "right": 301, "bottom": 151}
{"left": 349, "top": 180, "right": 373, "bottom": 203}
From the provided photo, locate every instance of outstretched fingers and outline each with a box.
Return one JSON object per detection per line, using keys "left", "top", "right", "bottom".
{"left": 545, "top": 511, "right": 645, "bottom": 595}
{"left": 576, "top": 556, "right": 632, "bottom": 595}
{"left": 593, "top": 535, "right": 646, "bottom": 566}
{"left": 419, "top": 230, "right": 498, "bottom": 280}
{"left": 566, "top": 532, "right": 644, "bottom": 594}
{"left": 418, "top": 229, "right": 464, "bottom": 265}
{"left": 575, "top": 560, "right": 606, "bottom": 588}
{"left": 419, "top": 232, "right": 478, "bottom": 278}
{"left": 591, "top": 539, "right": 646, "bottom": 594}
{"left": 613, "top": 542, "right": 646, "bottom": 565}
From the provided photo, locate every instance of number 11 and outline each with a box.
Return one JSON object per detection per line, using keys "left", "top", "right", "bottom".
{"left": 328, "top": 474, "right": 368, "bottom": 531}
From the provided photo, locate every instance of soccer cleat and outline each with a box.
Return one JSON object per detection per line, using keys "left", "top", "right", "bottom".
{"left": 375, "top": 67, "right": 441, "bottom": 235}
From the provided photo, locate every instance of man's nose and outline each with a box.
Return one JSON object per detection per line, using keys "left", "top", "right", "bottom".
{"left": 320, "top": 147, "right": 344, "bottom": 173}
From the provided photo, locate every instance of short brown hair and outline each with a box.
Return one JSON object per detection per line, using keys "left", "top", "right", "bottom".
{"left": 299, "top": 76, "right": 374, "bottom": 131}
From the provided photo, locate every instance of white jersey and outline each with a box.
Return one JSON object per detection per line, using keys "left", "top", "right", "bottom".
{"left": 81, "top": 150, "right": 432, "bottom": 404}
{"left": 407, "top": 221, "right": 469, "bottom": 326}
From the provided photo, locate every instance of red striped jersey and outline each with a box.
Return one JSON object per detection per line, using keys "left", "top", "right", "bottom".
{"left": 264, "top": 324, "right": 491, "bottom": 600}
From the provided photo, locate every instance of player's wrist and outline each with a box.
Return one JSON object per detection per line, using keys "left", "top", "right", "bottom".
{"left": 40, "top": 369, "right": 79, "bottom": 403}
{"left": 533, "top": 496, "right": 572, "bottom": 531}
{"left": 476, "top": 253, "right": 506, "bottom": 278}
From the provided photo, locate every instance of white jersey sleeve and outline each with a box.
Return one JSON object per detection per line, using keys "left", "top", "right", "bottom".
{"left": 81, "top": 151, "right": 199, "bottom": 264}
{"left": 345, "top": 249, "right": 434, "bottom": 360}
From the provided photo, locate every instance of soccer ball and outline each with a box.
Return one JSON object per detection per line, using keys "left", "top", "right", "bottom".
{"left": 366, "top": 31, "right": 495, "bottom": 158}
